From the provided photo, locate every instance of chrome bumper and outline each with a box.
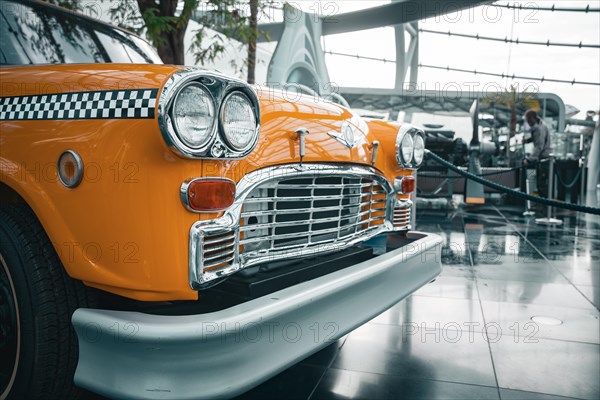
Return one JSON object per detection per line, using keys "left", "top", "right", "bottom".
{"left": 72, "top": 232, "right": 442, "bottom": 400}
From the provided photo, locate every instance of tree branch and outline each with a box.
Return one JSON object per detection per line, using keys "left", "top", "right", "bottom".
{"left": 136, "top": 0, "right": 155, "bottom": 16}
{"left": 180, "top": 0, "right": 200, "bottom": 25}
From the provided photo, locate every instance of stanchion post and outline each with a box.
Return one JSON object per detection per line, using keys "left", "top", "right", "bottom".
{"left": 521, "top": 162, "right": 537, "bottom": 218}
{"left": 547, "top": 156, "right": 554, "bottom": 219}
{"left": 579, "top": 155, "right": 586, "bottom": 206}
{"left": 536, "top": 156, "right": 562, "bottom": 226}
{"left": 523, "top": 164, "right": 535, "bottom": 217}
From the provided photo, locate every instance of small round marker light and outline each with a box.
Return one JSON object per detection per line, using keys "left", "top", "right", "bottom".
{"left": 58, "top": 150, "right": 83, "bottom": 188}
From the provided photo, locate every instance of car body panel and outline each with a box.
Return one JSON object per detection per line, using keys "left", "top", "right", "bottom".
{"left": 1, "top": 64, "right": 413, "bottom": 301}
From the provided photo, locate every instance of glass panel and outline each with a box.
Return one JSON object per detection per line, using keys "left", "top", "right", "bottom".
{"left": 95, "top": 31, "right": 131, "bottom": 63}
{"left": 0, "top": 1, "right": 161, "bottom": 65}
{"left": 1, "top": 1, "right": 104, "bottom": 64}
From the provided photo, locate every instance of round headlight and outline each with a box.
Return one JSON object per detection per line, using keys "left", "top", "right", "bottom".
{"left": 399, "top": 132, "right": 414, "bottom": 165}
{"left": 221, "top": 92, "right": 257, "bottom": 151}
{"left": 413, "top": 132, "right": 425, "bottom": 166}
{"left": 172, "top": 83, "right": 216, "bottom": 149}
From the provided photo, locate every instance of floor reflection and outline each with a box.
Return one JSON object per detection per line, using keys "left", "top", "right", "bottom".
{"left": 236, "top": 204, "right": 599, "bottom": 400}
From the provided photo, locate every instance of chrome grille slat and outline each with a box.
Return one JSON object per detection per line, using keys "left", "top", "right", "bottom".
{"left": 240, "top": 200, "right": 386, "bottom": 218}
{"left": 203, "top": 249, "right": 234, "bottom": 262}
{"left": 242, "top": 191, "right": 385, "bottom": 204}
{"left": 203, "top": 242, "right": 235, "bottom": 252}
{"left": 274, "top": 182, "right": 373, "bottom": 190}
{"left": 243, "top": 225, "right": 383, "bottom": 254}
{"left": 240, "top": 211, "right": 378, "bottom": 239}
{"left": 240, "top": 209, "right": 365, "bottom": 232}
{"left": 203, "top": 255, "right": 235, "bottom": 269}
{"left": 308, "top": 179, "right": 316, "bottom": 242}
{"left": 203, "top": 233, "right": 236, "bottom": 245}
{"left": 392, "top": 198, "right": 411, "bottom": 230}
{"left": 239, "top": 216, "right": 386, "bottom": 246}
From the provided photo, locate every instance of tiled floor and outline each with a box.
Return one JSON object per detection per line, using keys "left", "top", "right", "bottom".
{"left": 235, "top": 205, "right": 600, "bottom": 400}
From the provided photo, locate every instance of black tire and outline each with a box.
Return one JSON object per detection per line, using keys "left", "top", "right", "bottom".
{"left": 0, "top": 204, "right": 96, "bottom": 400}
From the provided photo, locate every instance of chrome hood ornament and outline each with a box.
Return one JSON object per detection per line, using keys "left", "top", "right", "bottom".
{"left": 295, "top": 128, "right": 309, "bottom": 166}
{"left": 328, "top": 121, "right": 358, "bottom": 149}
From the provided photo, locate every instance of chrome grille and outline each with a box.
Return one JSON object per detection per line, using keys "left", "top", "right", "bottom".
{"left": 200, "top": 231, "right": 236, "bottom": 271}
{"left": 239, "top": 176, "right": 389, "bottom": 263}
{"left": 189, "top": 164, "right": 398, "bottom": 288}
{"left": 393, "top": 198, "right": 412, "bottom": 230}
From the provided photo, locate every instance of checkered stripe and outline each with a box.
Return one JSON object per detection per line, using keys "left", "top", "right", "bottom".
{"left": 0, "top": 88, "right": 159, "bottom": 121}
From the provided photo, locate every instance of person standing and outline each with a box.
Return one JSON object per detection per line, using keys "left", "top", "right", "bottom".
{"left": 523, "top": 109, "right": 553, "bottom": 199}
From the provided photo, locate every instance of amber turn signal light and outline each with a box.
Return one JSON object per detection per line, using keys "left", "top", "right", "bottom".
{"left": 181, "top": 178, "right": 236, "bottom": 212}
{"left": 394, "top": 176, "right": 415, "bottom": 194}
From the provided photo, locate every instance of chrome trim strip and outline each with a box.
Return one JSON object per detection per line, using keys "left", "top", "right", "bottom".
{"left": 188, "top": 163, "right": 397, "bottom": 289}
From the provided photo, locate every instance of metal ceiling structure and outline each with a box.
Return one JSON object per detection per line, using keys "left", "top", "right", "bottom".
{"left": 257, "top": 0, "right": 492, "bottom": 41}
{"left": 261, "top": 0, "right": 490, "bottom": 92}
{"left": 338, "top": 87, "right": 567, "bottom": 132}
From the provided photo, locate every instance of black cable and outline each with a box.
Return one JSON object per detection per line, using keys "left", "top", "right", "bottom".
{"left": 419, "top": 63, "right": 600, "bottom": 87}
{"left": 494, "top": 3, "right": 600, "bottom": 13}
{"left": 419, "top": 164, "right": 526, "bottom": 179}
{"left": 554, "top": 168, "right": 582, "bottom": 190}
{"left": 419, "top": 28, "right": 600, "bottom": 49}
{"left": 425, "top": 150, "right": 600, "bottom": 215}
{"left": 325, "top": 51, "right": 600, "bottom": 87}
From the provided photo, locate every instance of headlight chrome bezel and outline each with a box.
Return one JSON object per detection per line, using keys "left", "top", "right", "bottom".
{"left": 396, "top": 125, "right": 425, "bottom": 169}
{"left": 219, "top": 91, "right": 260, "bottom": 153}
{"left": 412, "top": 130, "right": 426, "bottom": 167}
{"left": 158, "top": 68, "right": 261, "bottom": 159}
{"left": 170, "top": 82, "right": 218, "bottom": 154}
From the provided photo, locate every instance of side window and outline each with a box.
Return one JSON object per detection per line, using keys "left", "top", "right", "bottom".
{"left": 1, "top": 1, "right": 105, "bottom": 64}
{"left": 95, "top": 30, "right": 159, "bottom": 64}
{"left": 122, "top": 42, "right": 148, "bottom": 64}
{"left": 0, "top": 9, "right": 31, "bottom": 64}
{"left": 0, "top": 0, "right": 161, "bottom": 66}
{"left": 129, "top": 35, "right": 163, "bottom": 64}
{"left": 95, "top": 31, "right": 132, "bottom": 63}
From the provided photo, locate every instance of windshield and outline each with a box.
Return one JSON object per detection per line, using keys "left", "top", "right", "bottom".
{"left": 0, "top": 0, "right": 162, "bottom": 65}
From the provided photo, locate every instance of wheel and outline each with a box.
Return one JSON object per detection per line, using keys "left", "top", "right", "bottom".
{"left": 0, "top": 204, "right": 96, "bottom": 400}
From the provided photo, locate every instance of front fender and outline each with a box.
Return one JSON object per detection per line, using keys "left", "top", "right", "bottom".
{"left": 0, "top": 64, "right": 201, "bottom": 300}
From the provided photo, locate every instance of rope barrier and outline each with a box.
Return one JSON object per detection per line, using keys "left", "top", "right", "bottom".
{"left": 554, "top": 168, "right": 582, "bottom": 190}
{"left": 419, "top": 164, "right": 526, "bottom": 179}
{"left": 425, "top": 150, "right": 600, "bottom": 215}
